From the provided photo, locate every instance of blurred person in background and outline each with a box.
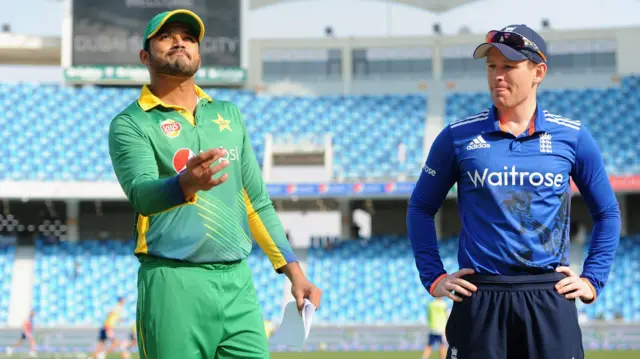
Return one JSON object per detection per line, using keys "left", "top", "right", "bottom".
{"left": 120, "top": 323, "right": 137, "bottom": 359}
{"left": 421, "top": 297, "right": 448, "bottom": 359}
{"left": 6, "top": 310, "right": 36, "bottom": 357}
{"left": 89, "top": 296, "right": 125, "bottom": 359}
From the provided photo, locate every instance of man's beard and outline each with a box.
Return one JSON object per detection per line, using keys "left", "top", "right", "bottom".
{"left": 149, "top": 51, "right": 199, "bottom": 77}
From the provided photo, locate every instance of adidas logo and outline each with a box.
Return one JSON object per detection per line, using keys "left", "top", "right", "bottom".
{"left": 466, "top": 135, "right": 490, "bottom": 150}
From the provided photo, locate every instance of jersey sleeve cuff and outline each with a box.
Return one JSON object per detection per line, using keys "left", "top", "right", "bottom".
{"left": 168, "top": 174, "right": 196, "bottom": 205}
{"left": 579, "top": 277, "right": 597, "bottom": 304}
{"left": 274, "top": 260, "right": 299, "bottom": 274}
{"left": 273, "top": 250, "right": 298, "bottom": 273}
{"left": 429, "top": 273, "right": 448, "bottom": 296}
{"left": 140, "top": 175, "right": 197, "bottom": 216}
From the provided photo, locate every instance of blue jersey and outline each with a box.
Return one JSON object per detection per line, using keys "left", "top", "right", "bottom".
{"left": 407, "top": 105, "right": 620, "bottom": 300}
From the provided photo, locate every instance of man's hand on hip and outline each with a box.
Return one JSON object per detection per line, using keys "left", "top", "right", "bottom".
{"left": 433, "top": 268, "right": 477, "bottom": 302}
{"left": 179, "top": 148, "right": 230, "bottom": 199}
{"left": 555, "top": 266, "right": 595, "bottom": 302}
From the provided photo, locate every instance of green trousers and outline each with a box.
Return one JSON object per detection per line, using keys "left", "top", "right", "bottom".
{"left": 136, "top": 255, "right": 270, "bottom": 359}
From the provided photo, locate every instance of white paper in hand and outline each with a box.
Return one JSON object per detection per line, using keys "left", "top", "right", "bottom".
{"left": 269, "top": 299, "right": 315, "bottom": 351}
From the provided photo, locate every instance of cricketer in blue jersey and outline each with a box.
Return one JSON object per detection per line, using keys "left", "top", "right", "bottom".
{"left": 407, "top": 24, "right": 621, "bottom": 359}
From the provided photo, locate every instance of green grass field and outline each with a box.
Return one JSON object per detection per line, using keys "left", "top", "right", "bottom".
{"left": 4, "top": 350, "right": 638, "bottom": 359}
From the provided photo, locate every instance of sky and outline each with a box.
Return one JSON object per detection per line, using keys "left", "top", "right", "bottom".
{"left": 2, "top": 0, "right": 640, "bottom": 82}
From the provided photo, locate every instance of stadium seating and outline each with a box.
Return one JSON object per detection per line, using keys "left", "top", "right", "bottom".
{"left": 0, "top": 84, "right": 427, "bottom": 181}
{"left": 2, "top": 77, "right": 639, "bottom": 180}
{"left": 445, "top": 76, "right": 640, "bottom": 175}
{"left": 33, "top": 239, "right": 139, "bottom": 325}
{"left": 306, "top": 236, "right": 457, "bottom": 324}
{"left": 31, "top": 239, "right": 285, "bottom": 325}
{"left": 579, "top": 234, "right": 640, "bottom": 321}
{"left": 307, "top": 234, "right": 640, "bottom": 324}
{"left": 0, "top": 239, "right": 15, "bottom": 324}
{"left": 15, "top": 233, "right": 640, "bottom": 325}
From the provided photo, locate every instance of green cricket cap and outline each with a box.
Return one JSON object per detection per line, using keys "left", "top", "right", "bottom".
{"left": 143, "top": 9, "right": 205, "bottom": 50}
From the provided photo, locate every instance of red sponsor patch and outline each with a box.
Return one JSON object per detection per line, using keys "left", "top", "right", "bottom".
{"left": 172, "top": 148, "right": 195, "bottom": 173}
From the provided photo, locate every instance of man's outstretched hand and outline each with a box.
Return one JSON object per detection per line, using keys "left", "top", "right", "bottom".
{"left": 179, "top": 148, "right": 230, "bottom": 199}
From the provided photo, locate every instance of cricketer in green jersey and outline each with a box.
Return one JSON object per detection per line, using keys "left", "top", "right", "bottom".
{"left": 108, "top": 9, "right": 322, "bottom": 359}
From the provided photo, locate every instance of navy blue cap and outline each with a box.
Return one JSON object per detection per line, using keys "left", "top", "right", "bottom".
{"left": 473, "top": 24, "right": 548, "bottom": 63}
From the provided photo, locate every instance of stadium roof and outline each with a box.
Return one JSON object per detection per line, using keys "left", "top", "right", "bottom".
{"left": 249, "top": 0, "right": 480, "bottom": 13}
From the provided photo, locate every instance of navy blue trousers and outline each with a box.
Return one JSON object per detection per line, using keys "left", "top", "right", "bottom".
{"left": 445, "top": 272, "right": 585, "bottom": 359}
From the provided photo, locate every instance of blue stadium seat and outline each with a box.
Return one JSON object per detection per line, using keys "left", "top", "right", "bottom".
{"left": 0, "top": 239, "right": 16, "bottom": 323}
{"left": 3, "top": 78, "right": 638, "bottom": 180}
{"left": 32, "top": 239, "right": 138, "bottom": 325}
{"left": 6, "top": 232, "right": 640, "bottom": 324}
{"left": 305, "top": 234, "right": 640, "bottom": 323}
{"left": 30, "top": 238, "right": 284, "bottom": 325}
{"left": 578, "top": 234, "right": 640, "bottom": 321}
{"left": 306, "top": 236, "right": 456, "bottom": 324}
{"left": 0, "top": 84, "right": 428, "bottom": 181}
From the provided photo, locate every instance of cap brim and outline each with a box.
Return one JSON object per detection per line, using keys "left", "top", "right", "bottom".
{"left": 473, "top": 43, "right": 528, "bottom": 62}
{"left": 146, "top": 9, "right": 205, "bottom": 43}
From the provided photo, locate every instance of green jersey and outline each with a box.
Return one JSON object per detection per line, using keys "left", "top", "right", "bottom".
{"left": 427, "top": 299, "right": 448, "bottom": 333}
{"left": 108, "top": 85, "right": 296, "bottom": 270}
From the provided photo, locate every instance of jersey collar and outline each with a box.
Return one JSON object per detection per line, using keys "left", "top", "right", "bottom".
{"left": 137, "top": 84, "right": 213, "bottom": 112}
{"left": 486, "top": 103, "right": 548, "bottom": 136}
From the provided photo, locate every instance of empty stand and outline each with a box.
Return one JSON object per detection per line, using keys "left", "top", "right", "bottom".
{"left": 0, "top": 84, "right": 427, "bottom": 181}
{"left": 3, "top": 78, "right": 638, "bottom": 180}
{"left": 0, "top": 239, "right": 15, "bottom": 324}
{"left": 1, "top": 78, "right": 639, "bottom": 180}
{"left": 579, "top": 234, "right": 640, "bottom": 321}
{"left": 31, "top": 239, "right": 284, "bottom": 325}
{"left": 306, "top": 236, "right": 457, "bottom": 324}
{"left": 307, "top": 235, "right": 639, "bottom": 323}
{"left": 33, "top": 239, "right": 139, "bottom": 325}
{"left": 1, "top": 233, "right": 635, "bottom": 325}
